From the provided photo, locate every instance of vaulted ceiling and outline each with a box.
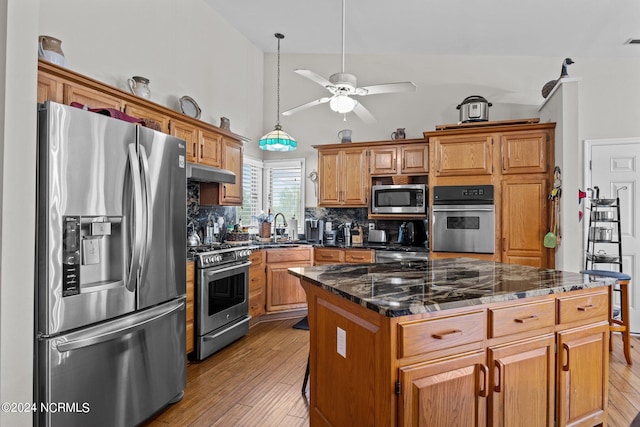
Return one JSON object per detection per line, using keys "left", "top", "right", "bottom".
{"left": 206, "top": 0, "right": 640, "bottom": 58}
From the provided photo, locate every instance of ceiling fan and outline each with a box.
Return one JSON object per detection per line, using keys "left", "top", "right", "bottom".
{"left": 281, "top": 0, "right": 416, "bottom": 124}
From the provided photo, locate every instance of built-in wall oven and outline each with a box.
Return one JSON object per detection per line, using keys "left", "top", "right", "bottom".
{"left": 191, "top": 244, "right": 252, "bottom": 361}
{"left": 432, "top": 185, "right": 495, "bottom": 254}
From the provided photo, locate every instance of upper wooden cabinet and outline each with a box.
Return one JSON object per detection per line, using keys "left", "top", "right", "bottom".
{"left": 317, "top": 147, "right": 368, "bottom": 207}
{"left": 169, "top": 119, "right": 199, "bottom": 163}
{"left": 500, "top": 131, "right": 549, "bottom": 174}
{"left": 37, "top": 59, "right": 246, "bottom": 206}
{"left": 199, "top": 129, "right": 222, "bottom": 168}
{"left": 124, "top": 103, "right": 169, "bottom": 133}
{"left": 64, "top": 84, "right": 123, "bottom": 110}
{"left": 431, "top": 133, "right": 493, "bottom": 177}
{"left": 219, "top": 138, "right": 243, "bottom": 205}
{"left": 370, "top": 143, "right": 429, "bottom": 176}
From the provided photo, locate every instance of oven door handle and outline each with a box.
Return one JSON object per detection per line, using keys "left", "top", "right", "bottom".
{"left": 202, "top": 315, "right": 252, "bottom": 341}
{"left": 204, "top": 261, "right": 251, "bottom": 277}
{"left": 432, "top": 207, "right": 494, "bottom": 212}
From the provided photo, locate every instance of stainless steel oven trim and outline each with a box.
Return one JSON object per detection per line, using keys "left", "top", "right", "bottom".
{"left": 432, "top": 207, "right": 494, "bottom": 212}
{"left": 195, "top": 259, "right": 250, "bottom": 361}
{"left": 202, "top": 315, "right": 251, "bottom": 341}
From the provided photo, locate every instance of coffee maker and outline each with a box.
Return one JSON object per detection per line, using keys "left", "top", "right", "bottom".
{"left": 305, "top": 219, "right": 324, "bottom": 243}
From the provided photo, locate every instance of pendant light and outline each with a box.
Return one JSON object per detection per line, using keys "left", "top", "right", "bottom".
{"left": 259, "top": 33, "right": 297, "bottom": 152}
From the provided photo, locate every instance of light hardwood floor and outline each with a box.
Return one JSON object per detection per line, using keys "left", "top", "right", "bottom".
{"left": 145, "top": 317, "right": 640, "bottom": 427}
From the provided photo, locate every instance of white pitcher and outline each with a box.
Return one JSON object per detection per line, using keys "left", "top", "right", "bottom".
{"left": 38, "top": 35, "right": 66, "bottom": 67}
{"left": 128, "top": 76, "right": 151, "bottom": 99}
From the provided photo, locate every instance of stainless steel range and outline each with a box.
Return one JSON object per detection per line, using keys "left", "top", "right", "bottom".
{"left": 190, "top": 243, "right": 252, "bottom": 361}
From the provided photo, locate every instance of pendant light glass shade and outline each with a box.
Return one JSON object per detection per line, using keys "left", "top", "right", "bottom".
{"left": 259, "top": 125, "right": 297, "bottom": 151}
{"left": 260, "top": 33, "right": 297, "bottom": 151}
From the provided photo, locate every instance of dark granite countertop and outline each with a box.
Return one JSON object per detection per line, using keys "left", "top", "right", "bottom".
{"left": 289, "top": 258, "right": 614, "bottom": 317}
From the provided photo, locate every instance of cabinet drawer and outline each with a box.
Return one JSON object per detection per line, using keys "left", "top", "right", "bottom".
{"left": 398, "top": 311, "right": 486, "bottom": 358}
{"left": 557, "top": 291, "right": 608, "bottom": 325}
{"left": 489, "top": 300, "right": 555, "bottom": 338}
{"left": 344, "top": 249, "right": 373, "bottom": 263}
{"left": 266, "top": 247, "right": 312, "bottom": 263}
{"left": 314, "top": 248, "right": 343, "bottom": 263}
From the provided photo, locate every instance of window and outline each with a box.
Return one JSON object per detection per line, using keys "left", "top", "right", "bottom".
{"left": 237, "top": 157, "right": 263, "bottom": 229}
{"left": 238, "top": 157, "right": 305, "bottom": 234}
{"left": 264, "top": 159, "right": 305, "bottom": 233}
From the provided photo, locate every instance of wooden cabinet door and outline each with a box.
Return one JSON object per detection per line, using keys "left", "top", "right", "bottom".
{"left": 500, "top": 131, "right": 549, "bottom": 175}
{"left": 64, "top": 84, "right": 123, "bottom": 110}
{"left": 401, "top": 144, "right": 429, "bottom": 174}
{"left": 488, "top": 335, "right": 555, "bottom": 427}
{"left": 398, "top": 351, "right": 487, "bottom": 427}
{"left": 37, "top": 73, "right": 63, "bottom": 103}
{"left": 170, "top": 120, "right": 199, "bottom": 163}
{"left": 124, "top": 103, "right": 170, "bottom": 133}
{"left": 220, "top": 138, "right": 243, "bottom": 205}
{"left": 266, "top": 263, "right": 308, "bottom": 311}
{"left": 342, "top": 148, "right": 368, "bottom": 206}
{"left": 370, "top": 146, "right": 397, "bottom": 175}
{"left": 318, "top": 150, "right": 341, "bottom": 206}
{"left": 556, "top": 322, "right": 609, "bottom": 427}
{"left": 433, "top": 134, "right": 493, "bottom": 176}
{"left": 501, "top": 177, "right": 549, "bottom": 268}
{"left": 199, "top": 130, "right": 222, "bottom": 167}
{"left": 249, "top": 251, "right": 266, "bottom": 318}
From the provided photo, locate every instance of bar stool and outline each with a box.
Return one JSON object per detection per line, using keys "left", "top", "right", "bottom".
{"left": 581, "top": 269, "right": 632, "bottom": 365}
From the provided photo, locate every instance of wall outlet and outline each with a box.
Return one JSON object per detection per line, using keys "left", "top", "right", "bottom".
{"left": 368, "top": 223, "right": 375, "bottom": 231}
{"left": 337, "top": 327, "right": 346, "bottom": 358}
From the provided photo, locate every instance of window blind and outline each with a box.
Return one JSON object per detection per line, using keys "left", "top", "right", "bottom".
{"left": 238, "top": 157, "right": 263, "bottom": 228}
{"left": 264, "top": 159, "right": 305, "bottom": 233}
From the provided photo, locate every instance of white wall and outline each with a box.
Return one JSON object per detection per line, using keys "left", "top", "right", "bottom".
{"left": 1, "top": 1, "right": 38, "bottom": 426}
{"left": 38, "top": 0, "right": 266, "bottom": 158}
{"left": 540, "top": 79, "right": 583, "bottom": 273}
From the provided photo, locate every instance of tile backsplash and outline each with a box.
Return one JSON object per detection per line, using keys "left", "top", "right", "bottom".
{"left": 187, "top": 182, "right": 236, "bottom": 241}
{"left": 187, "top": 183, "right": 426, "bottom": 246}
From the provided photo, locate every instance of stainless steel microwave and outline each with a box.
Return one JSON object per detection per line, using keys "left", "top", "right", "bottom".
{"left": 371, "top": 184, "right": 427, "bottom": 214}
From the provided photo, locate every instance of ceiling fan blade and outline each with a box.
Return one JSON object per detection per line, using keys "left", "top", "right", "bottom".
{"left": 356, "top": 82, "right": 417, "bottom": 96}
{"left": 282, "top": 97, "right": 332, "bottom": 116}
{"left": 294, "top": 69, "right": 334, "bottom": 89}
{"left": 352, "top": 102, "right": 377, "bottom": 124}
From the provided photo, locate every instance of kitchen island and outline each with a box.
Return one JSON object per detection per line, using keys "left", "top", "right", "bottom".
{"left": 289, "top": 258, "right": 614, "bottom": 427}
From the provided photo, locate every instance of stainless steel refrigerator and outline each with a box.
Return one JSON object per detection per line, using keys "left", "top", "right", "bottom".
{"left": 35, "top": 101, "right": 187, "bottom": 427}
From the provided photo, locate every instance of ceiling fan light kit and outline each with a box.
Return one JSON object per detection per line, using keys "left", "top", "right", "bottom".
{"left": 259, "top": 32, "right": 297, "bottom": 152}
{"left": 281, "top": 0, "right": 416, "bottom": 123}
{"left": 330, "top": 95, "right": 357, "bottom": 114}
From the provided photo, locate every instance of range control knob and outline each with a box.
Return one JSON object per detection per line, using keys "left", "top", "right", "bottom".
{"left": 215, "top": 254, "right": 223, "bottom": 263}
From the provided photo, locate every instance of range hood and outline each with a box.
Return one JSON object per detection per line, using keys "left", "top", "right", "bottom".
{"left": 186, "top": 163, "right": 236, "bottom": 184}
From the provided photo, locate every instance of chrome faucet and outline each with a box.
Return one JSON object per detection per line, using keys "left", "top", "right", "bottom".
{"left": 273, "top": 212, "right": 288, "bottom": 242}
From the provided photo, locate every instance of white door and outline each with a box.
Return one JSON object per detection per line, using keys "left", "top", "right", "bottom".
{"left": 588, "top": 138, "right": 640, "bottom": 332}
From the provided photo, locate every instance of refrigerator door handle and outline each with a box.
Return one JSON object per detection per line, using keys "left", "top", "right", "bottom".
{"left": 126, "top": 143, "right": 144, "bottom": 292}
{"left": 138, "top": 144, "right": 153, "bottom": 288}
{"left": 56, "top": 300, "right": 185, "bottom": 353}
